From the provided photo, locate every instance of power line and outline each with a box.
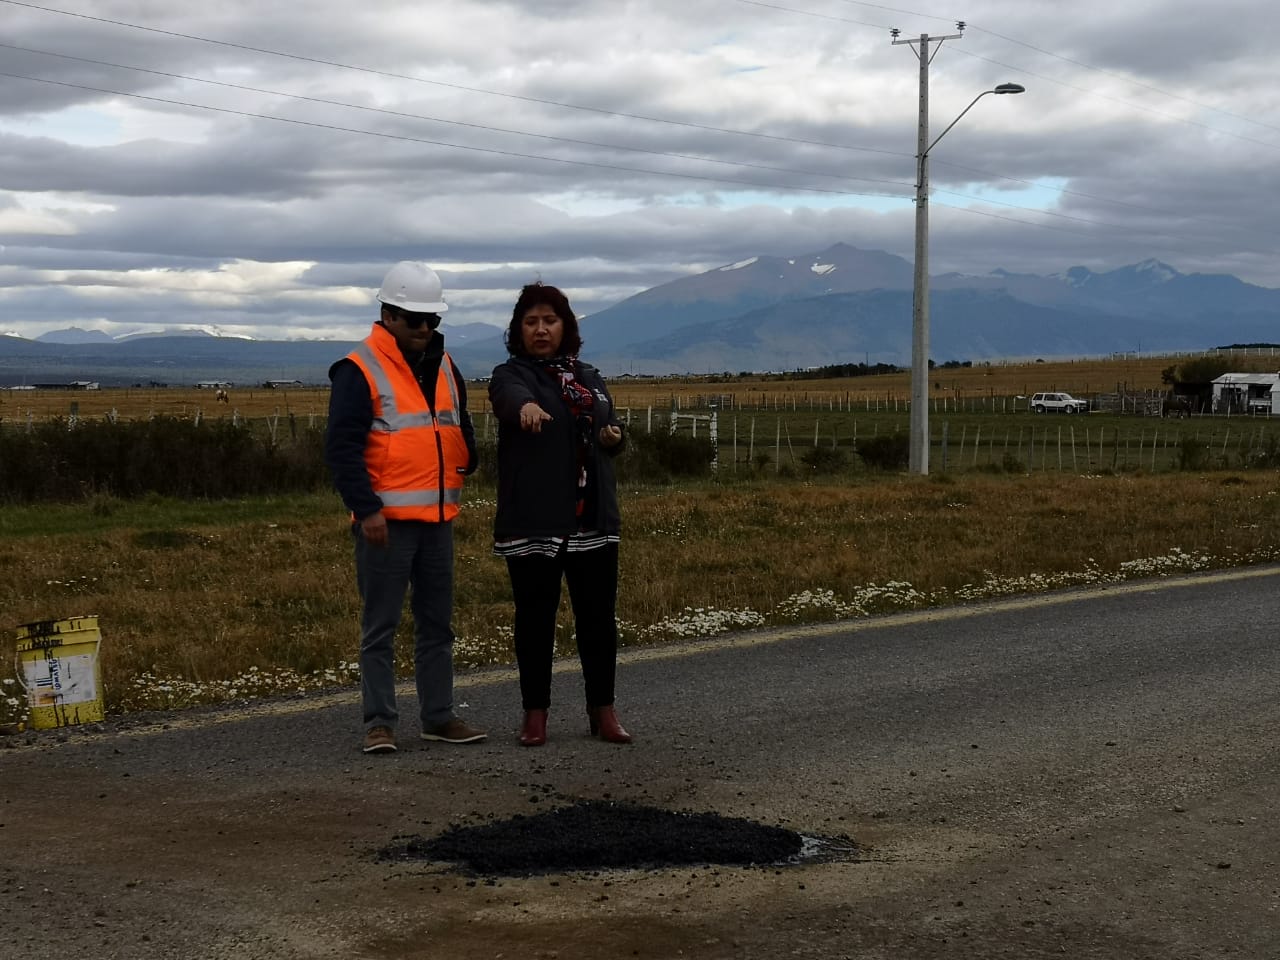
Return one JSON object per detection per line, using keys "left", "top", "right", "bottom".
{"left": 963, "top": 24, "right": 1280, "bottom": 138}
{"left": 0, "top": 42, "right": 912, "bottom": 191}
{"left": 11, "top": 0, "right": 1261, "bottom": 228}
{"left": 954, "top": 47, "right": 1280, "bottom": 152}
{"left": 0, "top": 0, "right": 904, "bottom": 159}
{"left": 829, "top": 0, "right": 957, "bottom": 22}
{"left": 0, "top": 69, "right": 1137, "bottom": 242}
{"left": 827, "top": 0, "right": 1280, "bottom": 139}
{"left": 0, "top": 48, "right": 1167, "bottom": 237}
{"left": 9, "top": 36, "right": 1177, "bottom": 229}
{"left": 736, "top": 2, "right": 1278, "bottom": 232}
{"left": 0, "top": 69, "right": 909, "bottom": 202}
{"left": 929, "top": 157, "right": 1245, "bottom": 231}
{"left": 1, "top": 2, "right": 1261, "bottom": 248}
{"left": 729, "top": 0, "right": 890, "bottom": 28}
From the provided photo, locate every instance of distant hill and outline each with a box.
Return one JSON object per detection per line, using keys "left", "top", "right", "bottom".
{"left": 579, "top": 245, "right": 1280, "bottom": 374}
{"left": 36, "top": 327, "right": 117, "bottom": 345}
{"left": 610, "top": 289, "right": 1232, "bottom": 375}
{"left": 5, "top": 245, "right": 1278, "bottom": 382}
{"left": 0, "top": 335, "right": 357, "bottom": 387}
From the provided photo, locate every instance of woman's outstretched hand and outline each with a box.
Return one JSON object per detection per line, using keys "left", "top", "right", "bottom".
{"left": 520, "top": 402, "right": 553, "bottom": 433}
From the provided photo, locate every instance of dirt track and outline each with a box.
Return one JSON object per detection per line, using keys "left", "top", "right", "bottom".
{"left": 4, "top": 570, "right": 1279, "bottom": 959}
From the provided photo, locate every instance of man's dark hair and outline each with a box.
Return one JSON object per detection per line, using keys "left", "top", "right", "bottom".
{"left": 504, "top": 282, "right": 583, "bottom": 357}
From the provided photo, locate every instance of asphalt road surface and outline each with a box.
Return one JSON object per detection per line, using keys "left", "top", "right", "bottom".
{"left": 3, "top": 567, "right": 1278, "bottom": 960}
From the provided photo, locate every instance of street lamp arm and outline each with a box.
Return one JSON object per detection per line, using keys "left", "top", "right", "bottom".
{"left": 923, "top": 83, "right": 1024, "bottom": 162}
{"left": 925, "top": 90, "right": 993, "bottom": 158}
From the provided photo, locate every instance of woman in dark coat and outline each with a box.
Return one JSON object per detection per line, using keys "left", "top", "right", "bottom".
{"left": 489, "top": 282, "right": 631, "bottom": 747}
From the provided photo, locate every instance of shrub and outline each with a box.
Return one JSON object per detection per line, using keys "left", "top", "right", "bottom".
{"left": 476, "top": 424, "right": 716, "bottom": 486}
{"left": 799, "top": 445, "right": 848, "bottom": 474}
{"left": 1177, "top": 436, "right": 1210, "bottom": 471}
{"left": 616, "top": 429, "right": 716, "bottom": 484}
{"left": 855, "top": 433, "right": 909, "bottom": 471}
{"left": 1245, "top": 436, "right": 1280, "bottom": 469}
{"left": 0, "top": 416, "right": 329, "bottom": 502}
{"left": 1001, "top": 452, "right": 1026, "bottom": 474}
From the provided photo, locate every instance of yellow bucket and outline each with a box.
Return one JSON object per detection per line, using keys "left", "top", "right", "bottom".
{"left": 15, "top": 615, "right": 105, "bottom": 729}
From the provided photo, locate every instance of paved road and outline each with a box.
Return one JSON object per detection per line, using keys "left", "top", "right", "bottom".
{"left": 3, "top": 567, "right": 1279, "bottom": 959}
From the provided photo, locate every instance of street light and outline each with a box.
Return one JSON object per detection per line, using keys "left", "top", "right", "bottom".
{"left": 908, "top": 81, "right": 1025, "bottom": 474}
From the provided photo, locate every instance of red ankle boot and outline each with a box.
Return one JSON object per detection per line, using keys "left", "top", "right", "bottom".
{"left": 587, "top": 705, "right": 632, "bottom": 744}
{"left": 520, "top": 709, "right": 547, "bottom": 747}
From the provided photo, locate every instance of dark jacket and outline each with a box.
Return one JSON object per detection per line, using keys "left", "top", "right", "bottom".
{"left": 325, "top": 328, "right": 477, "bottom": 522}
{"left": 489, "top": 355, "right": 624, "bottom": 540}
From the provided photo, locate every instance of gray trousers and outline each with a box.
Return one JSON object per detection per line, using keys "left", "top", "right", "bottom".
{"left": 353, "top": 519, "right": 455, "bottom": 732}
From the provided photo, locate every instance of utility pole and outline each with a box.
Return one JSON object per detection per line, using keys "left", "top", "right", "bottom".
{"left": 892, "top": 22, "right": 964, "bottom": 475}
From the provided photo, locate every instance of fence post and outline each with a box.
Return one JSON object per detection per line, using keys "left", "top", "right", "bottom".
{"left": 710, "top": 412, "right": 719, "bottom": 474}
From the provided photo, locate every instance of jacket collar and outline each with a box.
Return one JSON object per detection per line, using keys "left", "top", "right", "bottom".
{"left": 369, "top": 321, "right": 446, "bottom": 367}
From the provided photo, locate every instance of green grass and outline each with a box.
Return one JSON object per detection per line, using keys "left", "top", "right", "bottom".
{"left": 0, "top": 491, "right": 347, "bottom": 538}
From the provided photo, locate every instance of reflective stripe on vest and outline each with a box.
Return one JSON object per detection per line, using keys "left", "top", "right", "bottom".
{"left": 379, "top": 487, "right": 463, "bottom": 508}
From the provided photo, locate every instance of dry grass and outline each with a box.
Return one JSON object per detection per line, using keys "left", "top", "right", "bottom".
{"left": 0, "top": 355, "right": 1188, "bottom": 424}
{"left": 9, "top": 351, "right": 1279, "bottom": 426}
{"left": 3, "top": 470, "right": 1279, "bottom": 725}
{"left": 0, "top": 386, "right": 332, "bottom": 423}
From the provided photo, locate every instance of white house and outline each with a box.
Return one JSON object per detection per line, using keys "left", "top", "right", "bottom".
{"left": 1211, "top": 372, "right": 1279, "bottom": 415}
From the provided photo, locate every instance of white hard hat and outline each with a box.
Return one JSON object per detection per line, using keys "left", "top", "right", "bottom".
{"left": 376, "top": 261, "right": 449, "bottom": 313}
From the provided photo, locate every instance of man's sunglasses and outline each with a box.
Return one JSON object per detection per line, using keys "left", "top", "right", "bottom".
{"left": 388, "top": 307, "right": 441, "bottom": 330}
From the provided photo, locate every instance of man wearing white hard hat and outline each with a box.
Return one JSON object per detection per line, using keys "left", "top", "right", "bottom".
{"left": 325, "top": 262, "right": 485, "bottom": 754}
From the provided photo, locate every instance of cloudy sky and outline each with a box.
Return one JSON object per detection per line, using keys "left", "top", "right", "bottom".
{"left": 1, "top": 0, "right": 1276, "bottom": 341}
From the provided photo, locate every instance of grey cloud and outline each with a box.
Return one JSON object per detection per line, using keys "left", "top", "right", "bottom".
{"left": 2, "top": 0, "right": 1278, "bottom": 344}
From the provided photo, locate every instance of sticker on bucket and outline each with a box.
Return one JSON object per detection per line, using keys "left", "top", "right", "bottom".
{"left": 15, "top": 615, "right": 106, "bottom": 728}
{"left": 23, "top": 652, "right": 99, "bottom": 706}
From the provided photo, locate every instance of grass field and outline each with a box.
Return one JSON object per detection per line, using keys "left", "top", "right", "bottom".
{"left": 0, "top": 355, "right": 1182, "bottom": 422}
{"left": 4, "top": 469, "right": 1280, "bottom": 729}
{"left": 3, "top": 353, "right": 1279, "bottom": 729}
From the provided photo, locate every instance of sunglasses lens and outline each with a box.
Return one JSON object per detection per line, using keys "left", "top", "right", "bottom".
{"left": 401, "top": 312, "right": 440, "bottom": 330}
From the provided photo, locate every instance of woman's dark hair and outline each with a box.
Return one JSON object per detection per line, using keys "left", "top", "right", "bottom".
{"left": 504, "top": 282, "right": 583, "bottom": 357}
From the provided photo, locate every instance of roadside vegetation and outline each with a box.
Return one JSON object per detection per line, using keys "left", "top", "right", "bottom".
{"left": 3, "top": 355, "right": 1279, "bottom": 730}
{"left": 3, "top": 470, "right": 1278, "bottom": 730}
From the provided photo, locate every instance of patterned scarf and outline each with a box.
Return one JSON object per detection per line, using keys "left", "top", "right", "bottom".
{"left": 537, "top": 356, "right": 596, "bottom": 521}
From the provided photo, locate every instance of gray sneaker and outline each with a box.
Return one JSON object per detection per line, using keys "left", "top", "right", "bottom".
{"left": 420, "top": 717, "right": 487, "bottom": 744}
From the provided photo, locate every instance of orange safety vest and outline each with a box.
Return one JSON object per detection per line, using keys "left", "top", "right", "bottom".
{"left": 345, "top": 324, "right": 469, "bottom": 523}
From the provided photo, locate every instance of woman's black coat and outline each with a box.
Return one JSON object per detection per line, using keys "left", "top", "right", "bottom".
{"left": 488, "top": 355, "right": 624, "bottom": 541}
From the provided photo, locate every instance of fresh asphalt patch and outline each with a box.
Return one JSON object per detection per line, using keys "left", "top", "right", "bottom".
{"left": 377, "top": 799, "right": 860, "bottom": 875}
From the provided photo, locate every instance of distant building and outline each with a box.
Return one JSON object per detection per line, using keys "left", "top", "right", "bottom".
{"left": 31, "top": 381, "right": 100, "bottom": 390}
{"left": 264, "top": 379, "right": 303, "bottom": 389}
{"left": 1211, "top": 372, "right": 1278, "bottom": 415}
{"left": 196, "top": 380, "right": 233, "bottom": 389}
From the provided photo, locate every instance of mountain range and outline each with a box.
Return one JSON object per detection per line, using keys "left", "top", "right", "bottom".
{"left": 3, "top": 243, "right": 1277, "bottom": 385}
